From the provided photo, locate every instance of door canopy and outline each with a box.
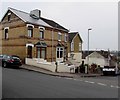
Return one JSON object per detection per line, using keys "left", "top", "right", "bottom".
{"left": 35, "top": 42, "right": 47, "bottom": 47}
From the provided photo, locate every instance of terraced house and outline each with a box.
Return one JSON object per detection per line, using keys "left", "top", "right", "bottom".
{"left": 0, "top": 7, "right": 69, "bottom": 63}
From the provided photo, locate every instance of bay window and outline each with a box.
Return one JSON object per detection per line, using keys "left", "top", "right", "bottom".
{"left": 57, "top": 47, "right": 64, "bottom": 58}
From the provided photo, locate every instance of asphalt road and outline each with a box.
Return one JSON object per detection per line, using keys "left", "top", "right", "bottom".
{"left": 2, "top": 66, "right": 119, "bottom": 98}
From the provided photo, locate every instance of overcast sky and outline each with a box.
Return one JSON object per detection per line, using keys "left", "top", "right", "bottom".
{"left": 0, "top": 1, "right": 118, "bottom": 51}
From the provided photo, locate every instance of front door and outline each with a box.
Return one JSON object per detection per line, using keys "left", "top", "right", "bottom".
{"left": 56, "top": 47, "right": 64, "bottom": 62}
{"left": 27, "top": 46, "right": 32, "bottom": 58}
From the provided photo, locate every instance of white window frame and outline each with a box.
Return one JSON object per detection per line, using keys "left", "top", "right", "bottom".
{"left": 26, "top": 24, "right": 34, "bottom": 28}
{"left": 28, "top": 26, "right": 33, "bottom": 37}
{"left": 40, "top": 30, "right": 44, "bottom": 39}
{"left": 8, "top": 13, "right": 11, "bottom": 22}
{"left": 26, "top": 43, "right": 34, "bottom": 47}
{"left": 71, "top": 41, "right": 74, "bottom": 51}
{"left": 56, "top": 47, "right": 64, "bottom": 58}
{"left": 58, "top": 32, "right": 62, "bottom": 41}
{"left": 4, "top": 27, "right": 9, "bottom": 39}
{"left": 26, "top": 24, "right": 34, "bottom": 38}
{"left": 39, "top": 27, "right": 45, "bottom": 39}
{"left": 8, "top": 13, "right": 11, "bottom": 15}
{"left": 39, "top": 26, "right": 45, "bottom": 30}
{"left": 79, "top": 43, "right": 81, "bottom": 51}
{"left": 64, "top": 33, "right": 67, "bottom": 42}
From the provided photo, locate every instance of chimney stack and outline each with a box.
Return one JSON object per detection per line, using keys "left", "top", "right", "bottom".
{"left": 30, "top": 9, "right": 41, "bottom": 19}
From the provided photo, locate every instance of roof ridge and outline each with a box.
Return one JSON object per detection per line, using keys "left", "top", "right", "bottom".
{"left": 2, "top": 7, "right": 68, "bottom": 31}
{"left": 41, "top": 17, "right": 53, "bottom": 21}
{"left": 41, "top": 17, "right": 69, "bottom": 31}
{"left": 41, "top": 17, "right": 63, "bottom": 26}
{"left": 8, "top": 7, "right": 29, "bottom": 15}
{"left": 41, "top": 17, "right": 57, "bottom": 24}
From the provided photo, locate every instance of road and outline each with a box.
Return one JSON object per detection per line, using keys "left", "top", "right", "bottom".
{"left": 2, "top": 66, "right": 119, "bottom": 98}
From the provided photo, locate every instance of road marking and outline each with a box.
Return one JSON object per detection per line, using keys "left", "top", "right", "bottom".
{"left": 73, "top": 79, "right": 78, "bottom": 81}
{"left": 116, "top": 86, "right": 120, "bottom": 88}
{"left": 79, "top": 79, "right": 83, "bottom": 81}
{"left": 97, "top": 83, "right": 107, "bottom": 86}
{"left": 66, "top": 77, "right": 73, "bottom": 80}
{"left": 73, "top": 79, "right": 83, "bottom": 81}
{"left": 84, "top": 81, "right": 95, "bottom": 84}
{"left": 64, "top": 77, "right": 118, "bottom": 89}
{"left": 74, "top": 79, "right": 83, "bottom": 81}
{"left": 110, "top": 85, "right": 115, "bottom": 88}
{"left": 110, "top": 85, "right": 120, "bottom": 88}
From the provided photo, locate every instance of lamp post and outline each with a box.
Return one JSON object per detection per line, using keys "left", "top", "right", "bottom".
{"left": 87, "top": 28, "right": 92, "bottom": 73}
{"left": 52, "top": 29, "right": 54, "bottom": 62}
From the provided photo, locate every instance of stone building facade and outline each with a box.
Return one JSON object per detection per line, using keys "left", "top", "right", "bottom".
{"left": 0, "top": 7, "right": 69, "bottom": 63}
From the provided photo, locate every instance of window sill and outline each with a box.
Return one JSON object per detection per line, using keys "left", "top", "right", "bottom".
{"left": 4, "top": 38, "right": 9, "bottom": 40}
{"left": 40, "top": 38, "right": 44, "bottom": 41}
{"left": 8, "top": 21, "right": 11, "bottom": 23}
{"left": 27, "top": 37, "right": 33, "bottom": 39}
{"left": 58, "top": 40, "right": 61, "bottom": 42}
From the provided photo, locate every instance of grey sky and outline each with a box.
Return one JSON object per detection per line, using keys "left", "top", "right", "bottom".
{"left": 0, "top": 1, "right": 118, "bottom": 51}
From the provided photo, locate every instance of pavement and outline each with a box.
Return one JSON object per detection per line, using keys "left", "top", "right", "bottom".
{"left": 21, "top": 64, "right": 103, "bottom": 78}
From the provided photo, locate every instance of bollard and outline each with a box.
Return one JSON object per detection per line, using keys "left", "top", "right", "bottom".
{"left": 55, "top": 62, "right": 58, "bottom": 72}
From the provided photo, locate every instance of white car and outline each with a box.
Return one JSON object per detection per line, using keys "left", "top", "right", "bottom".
{"left": 102, "top": 66, "right": 118, "bottom": 76}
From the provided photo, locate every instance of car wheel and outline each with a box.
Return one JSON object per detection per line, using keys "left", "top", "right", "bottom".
{"left": 3, "top": 62, "right": 7, "bottom": 68}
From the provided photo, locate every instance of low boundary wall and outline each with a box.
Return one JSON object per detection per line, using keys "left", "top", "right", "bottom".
{"left": 25, "top": 58, "right": 75, "bottom": 73}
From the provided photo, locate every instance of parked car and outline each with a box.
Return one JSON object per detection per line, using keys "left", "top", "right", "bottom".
{"left": 102, "top": 66, "right": 120, "bottom": 76}
{"left": 0, "top": 55, "right": 22, "bottom": 68}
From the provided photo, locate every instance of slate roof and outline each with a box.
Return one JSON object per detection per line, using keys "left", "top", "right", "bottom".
{"left": 1, "top": 7, "right": 51, "bottom": 27}
{"left": 1, "top": 7, "right": 68, "bottom": 32}
{"left": 82, "top": 51, "right": 94, "bottom": 59}
{"left": 68, "top": 32, "right": 77, "bottom": 42}
{"left": 41, "top": 17, "right": 69, "bottom": 32}
{"left": 68, "top": 32, "right": 83, "bottom": 42}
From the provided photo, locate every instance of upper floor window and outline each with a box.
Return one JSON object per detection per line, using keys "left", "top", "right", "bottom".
{"left": 40, "top": 30, "right": 44, "bottom": 39}
{"left": 27, "top": 24, "right": 34, "bottom": 38}
{"left": 28, "top": 26, "right": 33, "bottom": 37}
{"left": 64, "top": 33, "right": 68, "bottom": 42}
{"left": 58, "top": 32, "right": 62, "bottom": 41}
{"left": 71, "top": 41, "right": 74, "bottom": 51}
{"left": 4, "top": 27, "right": 9, "bottom": 40}
{"left": 79, "top": 43, "right": 81, "bottom": 51}
{"left": 8, "top": 13, "right": 11, "bottom": 22}
{"left": 39, "top": 27, "right": 45, "bottom": 39}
